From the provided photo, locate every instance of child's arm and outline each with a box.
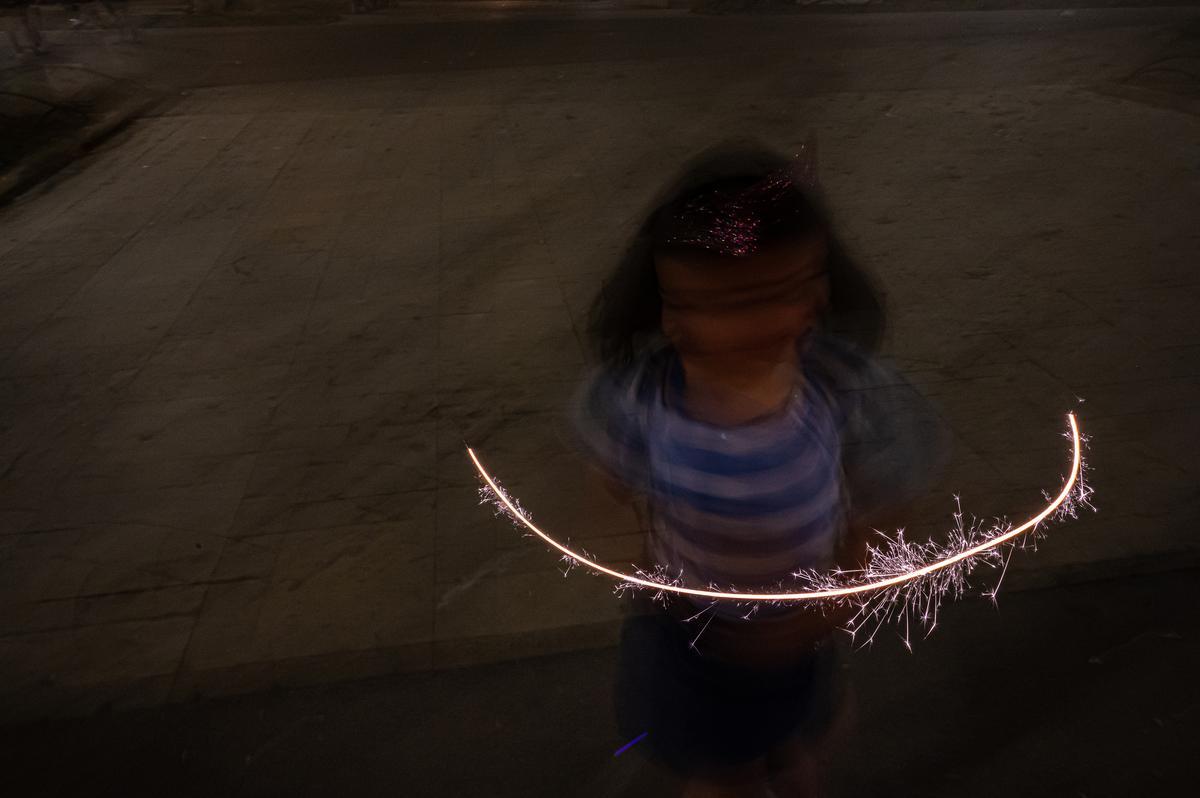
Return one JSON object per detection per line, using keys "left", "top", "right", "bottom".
{"left": 585, "top": 461, "right": 637, "bottom": 507}
{"left": 582, "top": 463, "right": 658, "bottom": 579}
{"left": 837, "top": 500, "right": 914, "bottom": 573}
{"left": 571, "top": 365, "right": 652, "bottom": 495}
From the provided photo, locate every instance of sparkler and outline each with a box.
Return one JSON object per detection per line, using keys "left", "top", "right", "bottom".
{"left": 468, "top": 412, "right": 1092, "bottom": 643}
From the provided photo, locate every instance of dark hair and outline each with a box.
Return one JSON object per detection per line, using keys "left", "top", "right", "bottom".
{"left": 586, "top": 138, "right": 886, "bottom": 369}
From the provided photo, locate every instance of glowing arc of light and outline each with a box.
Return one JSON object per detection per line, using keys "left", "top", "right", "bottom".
{"left": 466, "top": 412, "right": 1081, "bottom": 602}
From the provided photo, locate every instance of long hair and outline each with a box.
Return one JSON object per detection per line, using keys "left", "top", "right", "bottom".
{"left": 586, "top": 138, "right": 886, "bottom": 369}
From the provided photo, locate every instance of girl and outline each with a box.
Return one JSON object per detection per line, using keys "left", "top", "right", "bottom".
{"left": 573, "top": 139, "right": 948, "bottom": 797}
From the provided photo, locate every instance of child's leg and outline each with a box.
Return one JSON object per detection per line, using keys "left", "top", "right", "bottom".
{"left": 5, "top": 19, "right": 21, "bottom": 53}
{"left": 5, "top": 9, "right": 43, "bottom": 53}
{"left": 682, "top": 757, "right": 778, "bottom": 798}
{"left": 26, "top": 6, "right": 43, "bottom": 50}
{"left": 90, "top": 0, "right": 115, "bottom": 25}
{"left": 765, "top": 738, "right": 823, "bottom": 798}
{"left": 101, "top": 0, "right": 136, "bottom": 41}
{"left": 766, "top": 663, "right": 858, "bottom": 797}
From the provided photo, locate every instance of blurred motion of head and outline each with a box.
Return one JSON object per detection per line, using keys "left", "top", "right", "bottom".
{"left": 653, "top": 169, "right": 831, "bottom": 389}
{"left": 588, "top": 138, "right": 886, "bottom": 372}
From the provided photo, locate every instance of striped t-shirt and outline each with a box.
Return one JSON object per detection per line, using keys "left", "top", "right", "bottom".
{"left": 574, "top": 338, "right": 852, "bottom": 618}
{"left": 574, "top": 332, "right": 951, "bottom": 619}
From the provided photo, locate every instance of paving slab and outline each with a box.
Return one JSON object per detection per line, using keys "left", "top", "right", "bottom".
{"left": 1, "top": 7, "right": 1198, "bottom": 721}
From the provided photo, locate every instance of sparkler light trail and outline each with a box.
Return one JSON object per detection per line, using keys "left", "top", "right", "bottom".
{"left": 468, "top": 412, "right": 1093, "bottom": 642}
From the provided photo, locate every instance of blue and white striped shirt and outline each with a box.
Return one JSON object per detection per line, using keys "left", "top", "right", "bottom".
{"left": 572, "top": 332, "right": 949, "bottom": 617}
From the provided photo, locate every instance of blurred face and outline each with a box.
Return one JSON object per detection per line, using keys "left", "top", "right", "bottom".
{"left": 656, "top": 237, "right": 830, "bottom": 379}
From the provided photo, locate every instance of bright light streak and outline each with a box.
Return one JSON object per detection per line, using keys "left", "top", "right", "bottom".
{"left": 466, "top": 412, "right": 1085, "bottom": 603}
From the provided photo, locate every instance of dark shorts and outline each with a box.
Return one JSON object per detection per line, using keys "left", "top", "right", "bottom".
{"left": 614, "top": 609, "right": 844, "bottom": 777}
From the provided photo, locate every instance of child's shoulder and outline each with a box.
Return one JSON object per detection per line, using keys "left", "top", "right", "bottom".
{"left": 585, "top": 340, "right": 674, "bottom": 408}
{"left": 803, "top": 331, "right": 877, "bottom": 387}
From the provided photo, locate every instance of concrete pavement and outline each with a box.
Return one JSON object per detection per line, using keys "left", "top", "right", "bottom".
{"left": 1, "top": 6, "right": 1199, "bottom": 722}
{"left": 0, "top": 565, "right": 1195, "bottom": 797}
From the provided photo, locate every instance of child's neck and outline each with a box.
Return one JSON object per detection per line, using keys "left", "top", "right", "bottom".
{"left": 678, "top": 350, "right": 801, "bottom": 427}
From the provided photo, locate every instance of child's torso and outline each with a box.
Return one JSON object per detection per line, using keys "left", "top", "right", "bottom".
{"left": 643, "top": 353, "right": 846, "bottom": 615}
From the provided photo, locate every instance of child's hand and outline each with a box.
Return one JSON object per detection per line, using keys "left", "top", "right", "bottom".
{"left": 585, "top": 463, "right": 639, "bottom": 506}
{"left": 839, "top": 501, "right": 916, "bottom": 573}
